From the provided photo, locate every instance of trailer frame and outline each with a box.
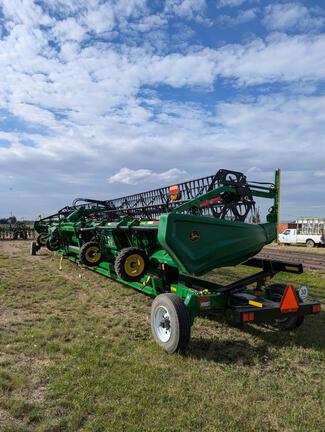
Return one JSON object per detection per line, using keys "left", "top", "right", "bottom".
{"left": 32, "top": 168, "right": 321, "bottom": 352}
{"left": 61, "top": 250, "right": 320, "bottom": 332}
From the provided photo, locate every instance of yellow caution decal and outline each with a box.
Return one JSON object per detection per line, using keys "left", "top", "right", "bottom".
{"left": 285, "top": 266, "right": 299, "bottom": 272}
{"left": 248, "top": 300, "right": 263, "bottom": 308}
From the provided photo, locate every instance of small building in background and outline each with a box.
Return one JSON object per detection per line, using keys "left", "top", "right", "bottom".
{"left": 279, "top": 222, "right": 289, "bottom": 233}
{"left": 279, "top": 221, "right": 297, "bottom": 233}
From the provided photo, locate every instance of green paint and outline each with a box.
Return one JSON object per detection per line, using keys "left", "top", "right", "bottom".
{"left": 35, "top": 169, "right": 282, "bottom": 323}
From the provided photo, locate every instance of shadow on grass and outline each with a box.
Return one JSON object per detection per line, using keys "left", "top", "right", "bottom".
{"left": 188, "top": 336, "right": 272, "bottom": 365}
{"left": 235, "top": 311, "right": 325, "bottom": 351}
{"left": 188, "top": 311, "right": 325, "bottom": 364}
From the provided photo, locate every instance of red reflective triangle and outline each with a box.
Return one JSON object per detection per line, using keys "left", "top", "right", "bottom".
{"left": 280, "top": 285, "right": 299, "bottom": 313}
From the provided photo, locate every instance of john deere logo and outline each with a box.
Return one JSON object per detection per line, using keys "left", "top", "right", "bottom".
{"left": 190, "top": 230, "right": 200, "bottom": 241}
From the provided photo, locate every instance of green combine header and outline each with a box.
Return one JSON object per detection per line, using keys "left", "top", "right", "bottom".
{"left": 32, "top": 168, "right": 321, "bottom": 353}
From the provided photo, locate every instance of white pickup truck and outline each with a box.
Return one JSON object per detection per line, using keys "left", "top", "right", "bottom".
{"left": 278, "top": 229, "right": 323, "bottom": 248}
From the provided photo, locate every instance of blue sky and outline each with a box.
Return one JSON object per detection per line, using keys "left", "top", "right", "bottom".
{"left": 0, "top": 0, "right": 325, "bottom": 220}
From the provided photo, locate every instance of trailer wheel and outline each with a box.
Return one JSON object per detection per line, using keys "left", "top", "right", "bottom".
{"left": 306, "top": 239, "right": 315, "bottom": 248}
{"left": 79, "top": 242, "right": 102, "bottom": 267}
{"left": 151, "top": 294, "right": 191, "bottom": 354}
{"left": 46, "top": 237, "right": 61, "bottom": 252}
{"left": 267, "top": 284, "right": 304, "bottom": 330}
{"left": 36, "top": 233, "right": 48, "bottom": 247}
{"left": 114, "top": 247, "right": 148, "bottom": 282}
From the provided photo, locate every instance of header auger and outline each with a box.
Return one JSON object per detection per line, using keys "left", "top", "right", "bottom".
{"left": 32, "top": 168, "right": 321, "bottom": 353}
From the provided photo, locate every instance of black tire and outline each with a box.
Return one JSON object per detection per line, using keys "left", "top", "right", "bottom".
{"left": 306, "top": 239, "right": 315, "bottom": 248}
{"left": 79, "top": 228, "right": 96, "bottom": 245}
{"left": 151, "top": 294, "right": 191, "bottom": 354}
{"left": 37, "top": 233, "right": 48, "bottom": 247}
{"left": 13, "top": 232, "right": 18, "bottom": 240}
{"left": 267, "top": 284, "right": 304, "bottom": 330}
{"left": 46, "top": 237, "right": 61, "bottom": 252}
{"left": 114, "top": 247, "right": 148, "bottom": 282}
{"left": 79, "top": 242, "right": 102, "bottom": 267}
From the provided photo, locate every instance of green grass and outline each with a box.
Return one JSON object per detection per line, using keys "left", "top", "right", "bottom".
{"left": 0, "top": 242, "right": 324, "bottom": 432}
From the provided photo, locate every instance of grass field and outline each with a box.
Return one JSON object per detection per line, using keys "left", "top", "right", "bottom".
{"left": 0, "top": 241, "right": 324, "bottom": 432}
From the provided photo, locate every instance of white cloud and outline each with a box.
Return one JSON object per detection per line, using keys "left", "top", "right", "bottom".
{"left": 113, "top": 0, "right": 147, "bottom": 19}
{"left": 1, "top": 3, "right": 325, "bottom": 132}
{"left": 1, "top": 0, "right": 52, "bottom": 26}
{"left": 219, "top": 8, "right": 257, "bottom": 26}
{"left": 263, "top": 3, "right": 325, "bottom": 32}
{"left": 1, "top": 91, "right": 325, "bottom": 219}
{"left": 108, "top": 168, "right": 188, "bottom": 185}
{"left": 214, "top": 33, "right": 325, "bottom": 85}
{"left": 165, "top": 0, "right": 207, "bottom": 21}
{"left": 147, "top": 50, "right": 217, "bottom": 87}
{"left": 82, "top": 6, "right": 115, "bottom": 34}
{"left": 314, "top": 171, "right": 325, "bottom": 177}
{"left": 53, "top": 17, "right": 86, "bottom": 42}
{"left": 217, "top": 0, "right": 250, "bottom": 8}
{"left": 0, "top": 0, "right": 325, "bottom": 219}
{"left": 214, "top": 94, "right": 325, "bottom": 157}
{"left": 129, "top": 14, "right": 168, "bottom": 32}
{"left": 10, "top": 103, "right": 57, "bottom": 128}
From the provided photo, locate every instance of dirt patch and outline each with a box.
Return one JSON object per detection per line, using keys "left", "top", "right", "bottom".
{"left": 265, "top": 243, "right": 325, "bottom": 255}
{"left": 0, "top": 308, "right": 44, "bottom": 326}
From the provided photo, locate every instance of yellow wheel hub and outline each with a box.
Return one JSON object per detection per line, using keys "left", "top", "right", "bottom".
{"left": 85, "top": 246, "right": 101, "bottom": 263}
{"left": 124, "top": 254, "right": 145, "bottom": 277}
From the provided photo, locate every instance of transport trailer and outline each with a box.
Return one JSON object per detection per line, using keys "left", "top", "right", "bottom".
{"left": 65, "top": 252, "right": 321, "bottom": 353}
{"left": 33, "top": 168, "right": 321, "bottom": 353}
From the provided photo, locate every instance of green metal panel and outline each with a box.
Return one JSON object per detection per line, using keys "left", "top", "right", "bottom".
{"left": 42, "top": 168, "right": 279, "bottom": 278}
{"left": 158, "top": 213, "right": 276, "bottom": 275}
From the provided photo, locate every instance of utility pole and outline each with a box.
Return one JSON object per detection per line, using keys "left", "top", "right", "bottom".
{"left": 276, "top": 168, "right": 281, "bottom": 244}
